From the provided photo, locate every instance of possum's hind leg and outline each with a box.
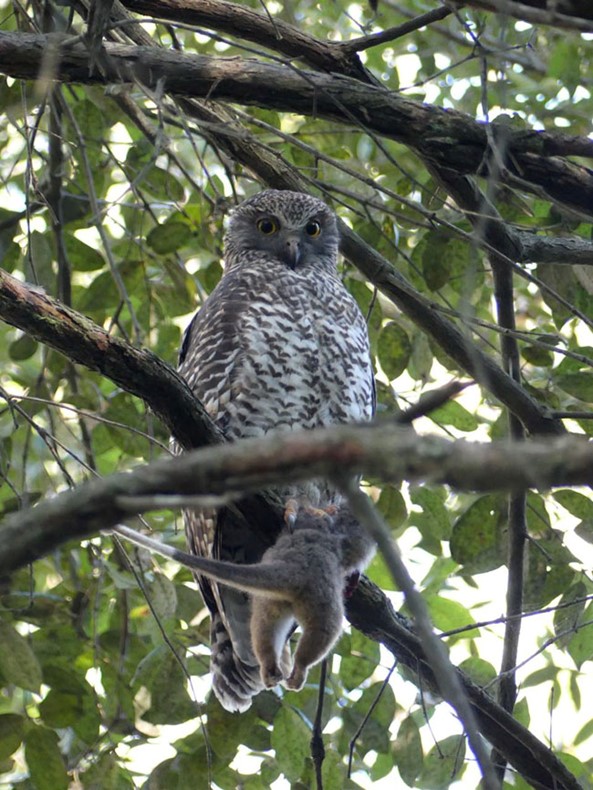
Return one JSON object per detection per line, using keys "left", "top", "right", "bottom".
{"left": 250, "top": 599, "right": 295, "bottom": 688}
{"left": 285, "top": 603, "right": 343, "bottom": 690}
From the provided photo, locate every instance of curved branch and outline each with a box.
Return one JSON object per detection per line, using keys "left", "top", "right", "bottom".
{"left": 0, "top": 32, "right": 591, "bottom": 215}
{"left": 119, "top": 0, "right": 371, "bottom": 79}
{"left": 0, "top": 270, "right": 219, "bottom": 452}
{"left": 347, "top": 578, "right": 582, "bottom": 790}
{"left": 461, "top": 0, "right": 593, "bottom": 32}
{"left": 2, "top": 422, "right": 593, "bottom": 573}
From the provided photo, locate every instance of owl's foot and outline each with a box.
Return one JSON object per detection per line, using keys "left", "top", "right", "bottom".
{"left": 284, "top": 498, "right": 300, "bottom": 529}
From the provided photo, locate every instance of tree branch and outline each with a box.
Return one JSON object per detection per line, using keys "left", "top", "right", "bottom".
{"left": 346, "top": 577, "right": 582, "bottom": 790}
{"left": 2, "top": 422, "right": 593, "bottom": 574}
{"left": 461, "top": 0, "right": 593, "bottom": 32}
{"left": 0, "top": 32, "right": 591, "bottom": 216}
{"left": 119, "top": 0, "right": 371, "bottom": 79}
{"left": 0, "top": 270, "right": 218, "bottom": 452}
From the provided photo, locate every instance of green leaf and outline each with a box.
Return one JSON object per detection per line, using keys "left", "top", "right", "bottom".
{"left": 371, "top": 751, "right": 394, "bottom": 781}
{"left": 39, "top": 690, "right": 81, "bottom": 728}
{"left": 320, "top": 748, "right": 347, "bottom": 790}
{"left": 0, "top": 714, "right": 25, "bottom": 760}
{"left": 392, "top": 715, "right": 423, "bottom": 787}
{"left": 377, "top": 322, "right": 411, "bottom": 380}
{"left": 553, "top": 583, "right": 587, "bottom": 646}
{"left": 553, "top": 490, "right": 593, "bottom": 520}
{"left": 450, "top": 495, "right": 505, "bottom": 573}
{"left": 80, "top": 750, "right": 135, "bottom": 789}
{"left": 458, "top": 657, "right": 496, "bottom": 687}
{"left": 377, "top": 486, "right": 407, "bottom": 530}
{"left": 64, "top": 234, "right": 105, "bottom": 271}
{"left": 425, "top": 595, "right": 475, "bottom": 633}
{"left": 514, "top": 696, "right": 530, "bottom": 728}
{"left": 549, "top": 41, "right": 582, "bottom": 94}
{"left": 270, "top": 706, "right": 310, "bottom": 782}
{"left": 25, "top": 231, "right": 55, "bottom": 293}
{"left": 146, "top": 573, "right": 178, "bottom": 621}
{"left": 147, "top": 221, "right": 193, "bottom": 254}
{"left": 568, "top": 603, "right": 593, "bottom": 669}
{"left": 342, "top": 683, "right": 396, "bottom": 757}
{"left": 555, "top": 372, "right": 593, "bottom": 402}
{"left": 417, "top": 735, "right": 466, "bottom": 787}
{"left": 536, "top": 264, "right": 581, "bottom": 329}
{"left": 339, "top": 629, "right": 381, "bottom": 691}
{"left": 429, "top": 399, "right": 478, "bottom": 431}
{"left": 421, "top": 233, "right": 471, "bottom": 292}
{"left": 147, "top": 749, "right": 212, "bottom": 790}
{"left": 72, "top": 99, "right": 105, "bottom": 166}
{"left": 0, "top": 619, "right": 42, "bottom": 692}
{"left": 133, "top": 646, "right": 195, "bottom": 725}
{"left": 141, "top": 166, "right": 185, "bottom": 202}
{"left": 409, "top": 487, "right": 451, "bottom": 543}
{"left": 24, "top": 726, "right": 68, "bottom": 790}
{"left": 522, "top": 343, "right": 554, "bottom": 367}
{"left": 9, "top": 333, "right": 38, "bottom": 361}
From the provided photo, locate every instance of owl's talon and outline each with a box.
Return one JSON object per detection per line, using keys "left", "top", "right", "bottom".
{"left": 284, "top": 498, "right": 300, "bottom": 529}
{"left": 301, "top": 503, "right": 337, "bottom": 524}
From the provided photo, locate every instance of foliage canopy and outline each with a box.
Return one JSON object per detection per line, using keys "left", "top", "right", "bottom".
{"left": 0, "top": 0, "right": 593, "bottom": 787}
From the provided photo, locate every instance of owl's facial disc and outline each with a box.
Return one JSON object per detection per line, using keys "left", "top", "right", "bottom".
{"left": 254, "top": 214, "right": 325, "bottom": 269}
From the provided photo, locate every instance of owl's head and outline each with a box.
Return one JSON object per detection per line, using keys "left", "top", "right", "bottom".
{"left": 224, "top": 190, "right": 340, "bottom": 272}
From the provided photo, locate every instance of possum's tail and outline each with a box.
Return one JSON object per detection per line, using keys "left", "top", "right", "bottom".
{"left": 181, "top": 554, "right": 292, "bottom": 599}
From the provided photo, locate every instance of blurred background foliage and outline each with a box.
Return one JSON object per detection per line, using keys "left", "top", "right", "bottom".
{"left": 0, "top": 0, "right": 593, "bottom": 787}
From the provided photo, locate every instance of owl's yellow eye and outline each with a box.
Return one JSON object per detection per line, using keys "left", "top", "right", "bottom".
{"left": 257, "top": 217, "right": 279, "bottom": 235}
{"left": 305, "top": 220, "right": 321, "bottom": 238}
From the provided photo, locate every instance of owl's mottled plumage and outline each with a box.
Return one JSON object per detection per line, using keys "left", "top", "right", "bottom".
{"left": 178, "top": 190, "right": 375, "bottom": 712}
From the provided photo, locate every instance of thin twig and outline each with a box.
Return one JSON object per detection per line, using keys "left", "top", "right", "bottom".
{"left": 340, "top": 480, "right": 500, "bottom": 790}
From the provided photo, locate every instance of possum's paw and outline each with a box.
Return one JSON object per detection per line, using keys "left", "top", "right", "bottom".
{"left": 261, "top": 662, "right": 284, "bottom": 688}
{"left": 279, "top": 644, "right": 293, "bottom": 678}
{"left": 344, "top": 570, "right": 361, "bottom": 599}
{"left": 285, "top": 665, "right": 307, "bottom": 691}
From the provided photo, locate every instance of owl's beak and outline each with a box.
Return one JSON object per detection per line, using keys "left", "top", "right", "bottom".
{"left": 284, "top": 237, "right": 302, "bottom": 269}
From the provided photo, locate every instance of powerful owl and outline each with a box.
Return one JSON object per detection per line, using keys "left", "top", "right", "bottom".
{"left": 178, "top": 190, "right": 375, "bottom": 712}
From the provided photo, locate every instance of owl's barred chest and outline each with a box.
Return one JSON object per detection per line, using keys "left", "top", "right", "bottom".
{"left": 224, "top": 266, "right": 373, "bottom": 439}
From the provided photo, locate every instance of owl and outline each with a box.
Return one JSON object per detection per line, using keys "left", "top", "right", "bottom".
{"left": 178, "top": 190, "right": 375, "bottom": 712}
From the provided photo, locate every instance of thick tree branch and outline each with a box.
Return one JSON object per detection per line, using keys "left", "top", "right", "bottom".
{"left": 2, "top": 422, "right": 593, "bottom": 574}
{"left": 0, "top": 32, "right": 592, "bottom": 216}
{"left": 0, "top": 270, "right": 218, "bottom": 452}
{"left": 462, "top": 0, "right": 593, "bottom": 31}
{"left": 347, "top": 577, "right": 582, "bottom": 790}
{"left": 119, "top": 0, "right": 372, "bottom": 79}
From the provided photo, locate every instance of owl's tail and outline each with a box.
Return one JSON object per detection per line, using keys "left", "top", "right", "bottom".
{"left": 210, "top": 612, "right": 264, "bottom": 713}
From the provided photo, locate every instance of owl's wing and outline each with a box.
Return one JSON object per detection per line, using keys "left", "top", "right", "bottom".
{"left": 178, "top": 275, "right": 271, "bottom": 712}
